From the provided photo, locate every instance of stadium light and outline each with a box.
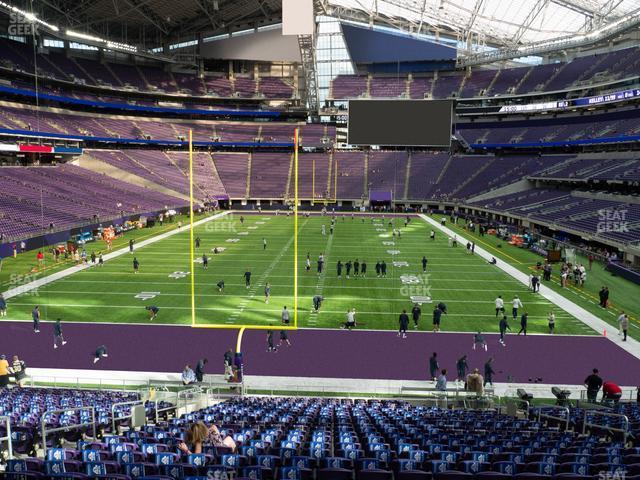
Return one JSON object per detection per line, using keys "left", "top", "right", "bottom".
{"left": 66, "top": 30, "right": 138, "bottom": 53}
{"left": 0, "top": 1, "right": 59, "bottom": 31}
{"left": 66, "top": 29, "right": 104, "bottom": 43}
{"left": 106, "top": 41, "right": 138, "bottom": 53}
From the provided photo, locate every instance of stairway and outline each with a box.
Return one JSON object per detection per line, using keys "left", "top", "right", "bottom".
{"left": 136, "top": 65, "right": 152, "bottom": 90}
{"left": 104, "top": 63, "right": 124, "bottom": 87}
{"left": 450, "top": 158, "right": 496, "bottom": 197}
{"left": 485, "top": 69, "right": 502, "bottom": 95}
{"left": 541, "top": 63, "right": 568, "bottom": 91}
{"left": 245, "top": 152, "right": 252, "bottom": 199}
{"left": 326, "top": 152, "right": 334, "bottom": 199}
{"left": 121, "top": 151, "right": 170, "bottom": 186}
{"left": 403, "top": 151, "right": 412, "bottom": 200}
{"left": 71, "top": 58, "right": 97, "bottom": 84}
{"left": 285, "top": 153, "right": 295, "bottom": 199}
{"left": 363, "top": 151, "right": 369, "bottom": 198}
{"left": 513, "top": 66, "right": 534, "bottom": 93}
{"left": 435, "top": 155, "right": 454, "bottom": 184}
{"left": 207, "top": 153, "right": 227, "bottom": 196}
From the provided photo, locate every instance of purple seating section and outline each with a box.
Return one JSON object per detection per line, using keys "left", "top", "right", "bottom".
{"left": 329, "top": 46, "right": 640, "bottom": 100}
{"left": 332, "top": 75, "right": 368, "bottom": 98}
{"left": 370, "top": 77, "right": 407, "bottom": 98}
{"left": 250, "top": 152, "right": 292, "bottom": 199}
{"left": 432, "top": 74, "right": 464, "bottom": 99}
{"left": 1, "top": 35, "right": 640, "bottom": 102}
{"left": 1, "top": 150, "right": 639, "bottom": 242}
{"left": 0, "top": 106, "right": 335, "bottom": 146}
{"left": 335, "top": 152, "right": 366, "bottom": 199}
{"left": 407, "top": 153, "right": 450, "bottom": 199}
{"left": 211, "top": 153, "right": 250, "bottom": 198}
{"left": 456, "top": 114, "right": 640, "bottom": 146}
{"left": 409, "top": 77, "right": 433, "bottom": 99}
{"left": 459, "top": 69, "right": 498, "bottom": 98}
{"left": 368, "top": 152, "right": 408, "bottom": 198}
{"left": 486, "top": 66, "right": 531, "bottom": 95}
{"left": 470, "top": 188, "right": 640, "bottom": 244}
{"left": 297, "top": 153, "right": 332, "bottom": 199}
{"left": 5, "top": 395, "right": 640, "bottom": 480}
{"left": 532, "top": 157, "right": 640, "bottom": 183}
{"left": 259, "top": 76, "right": 295, "bottom": 99}
{"left": 0, "top": 38, "right": 294, "bottom": 100}
{"left": 0, "top": 163, "right": 186, "bottom": 240}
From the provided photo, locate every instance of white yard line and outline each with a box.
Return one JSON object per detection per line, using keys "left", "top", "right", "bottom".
{"left": 419, "top": 214, "right": 640, "bottom": 359}
{"left": 2, "top": 211, "right": 231, "bottom": 301}
{"left": 225, "top": 218, "right": 308, "bottom": 325}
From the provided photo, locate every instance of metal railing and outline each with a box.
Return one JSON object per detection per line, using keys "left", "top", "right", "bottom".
{"left": 0, "top": 415, "right": 13, "bottom": 459}
{"left": 582, "top": 410, "right": 630, "bottom": 442}
{"left": 503, "top": 398, "right": 530, "bottom": 417}
{"left": 41, "top": 407, "right": 96, "bottom": 456}
{"left": 579, "top": 388, "right": 638, "bottom": 403}
{"left": 535, "top": 406, "right": 570, "bottom": 430}
{"left": 111, "top": 400, "right": 144, "bottom": 433}
{"left": 177, "top": 387, "right": 206, "bottom": 412}
{"left": 153, "top": 392, "right": 179, "bottom": 425}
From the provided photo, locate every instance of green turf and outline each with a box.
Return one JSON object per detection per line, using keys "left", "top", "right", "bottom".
{"left": 0, "top": 214, "right": 196, "bottom": 287}
{"left": 437, "top": 215, "right": 639, "bottom": 335}
{"left": 3, "top": 212, "right": 599, "bottom": 335}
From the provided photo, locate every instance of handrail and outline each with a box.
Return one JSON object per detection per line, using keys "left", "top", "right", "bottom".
{"left": 153, "top": 392, "right": 179, "bottom": 425}
{"left": 0, "top": 415, "right": 13, "bottom": 459}
{"left": 579, "top": 388, "right": 637, "bottom": 403}
{"left": 582, "top": 410, "right": 630, "bottom": 442}
{"left": 41, "top": 406, "right": 96, "bottom": 456}
{"left": 504, "top": 397, "right": 530, "bottom": 417}
{"left": 111, "top": 400, "right": 144, "bottom": 433}
{"left": 536, "top": 405, "right": 570, "bottom": 430}
{"left": 177, "top": 387, "right": 204, "bottom": 412}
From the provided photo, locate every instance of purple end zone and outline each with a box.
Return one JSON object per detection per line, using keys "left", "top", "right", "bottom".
{"left": 1, "top": 321, "right": 638, "bottom": 385}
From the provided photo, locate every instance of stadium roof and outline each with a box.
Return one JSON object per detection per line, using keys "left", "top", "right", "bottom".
{"left": 322, "top": 0, "right": 640, "bottom": 47}
{"left": 2, "top": 0, "right": 282, "bottom": 49}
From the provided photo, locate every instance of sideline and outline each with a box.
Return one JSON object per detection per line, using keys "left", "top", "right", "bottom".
{"left": 2, "top": 211, "right": 231, "bottom": 301}
{"left": 419, "top": 214, "right": 640, "bottom": 360}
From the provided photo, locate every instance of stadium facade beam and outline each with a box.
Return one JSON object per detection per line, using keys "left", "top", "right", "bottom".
{"left": 510, "top": 0, "right": 550, "bottom": 46}
{"left": 464, "top": 0, "right": 485, "bottom": 49}
{"left": 193, "top": 0, "right": 223, "bottom": 32}
{"left": 459, "top": 5, "right": 640, "bottom": 67}
{"left": 298, "top": 33, "right": 320, "bottom": 114}
{"left": 118, "top": 0, "right": 170, "bottom": 35}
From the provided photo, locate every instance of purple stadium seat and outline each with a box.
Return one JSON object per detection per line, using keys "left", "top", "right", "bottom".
{"left": 397, "top": 471, "right": 433, "bottom": 480}
{"left": 357, "top": 470, "right": 393, "bottom": 480}
{"left": 317, "top": 467, "right": 353, "bottom": 480}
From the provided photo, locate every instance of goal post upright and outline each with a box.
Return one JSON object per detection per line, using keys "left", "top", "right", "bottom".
{"left": 189, "top": 129, "right": 196, "bottom": 328}
{"left": 294, "top": 127, "right": 299, "bottom": 329}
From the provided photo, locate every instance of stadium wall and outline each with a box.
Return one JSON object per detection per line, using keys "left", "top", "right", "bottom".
{"left": 199, "top": 28, "right": 302, "bottom": 62}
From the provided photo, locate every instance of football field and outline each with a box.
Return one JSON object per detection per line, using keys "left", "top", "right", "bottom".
{"left": 4, "top": 212, "right": 595, "bottom": 335}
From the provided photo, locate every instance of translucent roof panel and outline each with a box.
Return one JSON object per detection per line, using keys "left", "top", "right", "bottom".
{"left": 326, "top": 0, "right": 640, "bottom": 46}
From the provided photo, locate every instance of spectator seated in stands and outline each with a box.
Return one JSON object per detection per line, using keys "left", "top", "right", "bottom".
{"left": 181, "top": 364, "right": 196, "bottom": 385}
{"left": 177, "top": 421, "right": 237, "bottom": 455}
{"left": 466, "top": 368, "right": 484, "bottom": 396}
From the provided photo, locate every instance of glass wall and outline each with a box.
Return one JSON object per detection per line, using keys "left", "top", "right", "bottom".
{"left": 316, "top": 16, "right": 354, "bottom": 104}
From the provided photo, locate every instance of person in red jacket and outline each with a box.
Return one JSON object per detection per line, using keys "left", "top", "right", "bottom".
{"left": 602, "top": 380, "right": 622, "bottom": 404}
{"left": 36, "top": 250, "right": 44, "bottom": 267}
